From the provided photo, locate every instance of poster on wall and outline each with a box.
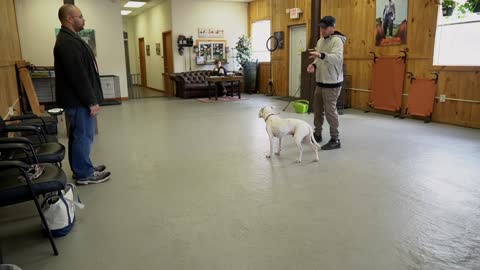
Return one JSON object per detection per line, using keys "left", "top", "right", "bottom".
{"left": 196, "top": 39, "right": 226, "bottom": 64}
{"left": 375, "top": 0, "right": 408, "bottom": 46}
{"left": 156, "top": 43, "right": 161, "bottom": 55}
{"left": 55, "top": 28, "right": 97, "bottom": 56}
{"left": 146, "top": 45, "right": 150, "bottom": 56}
{"left": 198, "top": 28, "right": 224, "bottom": 39}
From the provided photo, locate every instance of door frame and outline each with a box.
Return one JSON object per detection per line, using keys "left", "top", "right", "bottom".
{"left": 289, "top": 24, "right": 307, "bottom": 97}
{"left": 162, "top": 31, "right": 174, "bottom": 96}
{"left": 138, "top": 37, "right": 147, "bottom": 87}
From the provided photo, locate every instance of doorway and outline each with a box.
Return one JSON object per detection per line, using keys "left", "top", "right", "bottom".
{"left": 289, "top": 25, "right": 307, "bottom": 97}
{"left": 138, "top": 37, "right": 147, "bottom": 87}
{"left": 162, "top": 31, "right": 174, "bottom": 97}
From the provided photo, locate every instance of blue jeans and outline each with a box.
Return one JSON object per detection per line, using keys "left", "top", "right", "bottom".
{"left": 65, "top": 106, "right": 95, "bottom": 179}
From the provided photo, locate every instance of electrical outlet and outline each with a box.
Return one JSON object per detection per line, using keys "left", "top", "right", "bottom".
{"left": 439, "top": 95, "right": 446, "bottom": 102}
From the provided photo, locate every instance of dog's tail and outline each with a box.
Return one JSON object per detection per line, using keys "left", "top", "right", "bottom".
{"left": 310, "top": 126, "right": 321, "bottom": 148}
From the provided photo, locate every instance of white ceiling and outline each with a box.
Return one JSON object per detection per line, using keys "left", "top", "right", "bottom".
{"left": 120, "top": 0, "right": 253, "bottom": 18}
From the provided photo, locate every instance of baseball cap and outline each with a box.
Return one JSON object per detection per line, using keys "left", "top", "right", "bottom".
{"left": 319, "top": 16, "right": 336, "bottom": 28}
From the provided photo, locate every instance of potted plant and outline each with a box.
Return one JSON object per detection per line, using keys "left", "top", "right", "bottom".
{"left": 235, "top": 35, "right": 258, "bottom": 94}
{"left": 458, "top": 0, "right": 480, "bottom": 15}
{"left": 235, "top": 35, "right": 252, "bottom": 68}
{"left": 442, "top": 0, "right": 457, "bottom": 16}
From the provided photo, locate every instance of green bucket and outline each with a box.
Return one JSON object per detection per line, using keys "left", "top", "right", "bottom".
{"left": 292, "top": 100, "right": 309, "bottom": 113}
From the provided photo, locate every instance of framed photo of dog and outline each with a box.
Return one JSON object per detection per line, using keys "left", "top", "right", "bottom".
{"left": 196, "top": 39, "right": 226, "bottom": 64}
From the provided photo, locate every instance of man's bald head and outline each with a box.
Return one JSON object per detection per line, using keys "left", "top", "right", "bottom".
{"left": 58, "top": 4, "right": 85, "bottom": 32}
{"left": 58, "top": 4, "right": 77, "bottom": 24}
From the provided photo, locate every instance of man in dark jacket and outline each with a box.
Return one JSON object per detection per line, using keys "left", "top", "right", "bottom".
{"left": 54, "top": 4, "right": 110, "bottom": 185}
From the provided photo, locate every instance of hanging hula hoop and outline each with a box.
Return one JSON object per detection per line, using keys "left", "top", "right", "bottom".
{"left": 266, "top": 36, "right": 279, "bottom": 52}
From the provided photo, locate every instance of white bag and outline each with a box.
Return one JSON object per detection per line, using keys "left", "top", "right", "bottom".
{"left": 41, "top": 183, "right": 85, "bottom": 237}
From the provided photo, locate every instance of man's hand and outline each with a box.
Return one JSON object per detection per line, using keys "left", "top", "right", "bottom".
{"left": 89, "top": 104, "right": 100, "bottom": 117}
{"left": 307, "top": 64, "right": 315, "bottom": 74}
{"left": 309, "top": 51, "right": 321, "bottom": 59}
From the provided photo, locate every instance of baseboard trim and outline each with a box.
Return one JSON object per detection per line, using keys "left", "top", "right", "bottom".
{"left": 145, "top": 87, "right": 165, "bottom": 92}
{"left": 104, "top": 97, "right": 129, "bottom": 101}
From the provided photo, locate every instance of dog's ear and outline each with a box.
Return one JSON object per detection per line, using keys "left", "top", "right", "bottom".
{"left": 258, "top": 107, "right": 264, "bottom": 118}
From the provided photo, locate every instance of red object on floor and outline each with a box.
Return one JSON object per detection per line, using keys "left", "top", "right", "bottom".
{"left": 406, "top": 78, "right": 437, "bottom": 117}
{"left": 370, "top": 57, "right": 406, "bottom": 112}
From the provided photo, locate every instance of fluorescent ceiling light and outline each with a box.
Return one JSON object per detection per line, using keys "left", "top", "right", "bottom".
{"left": 124, "top": 1, "right": 146, "bottom": 8}
{"left": 121, "top": 10, "right": 132, "bottom": 15}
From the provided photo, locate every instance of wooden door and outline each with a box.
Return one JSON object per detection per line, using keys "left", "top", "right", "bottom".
{"left": 162, "top": 31, "right": 174, "bottom": 96}
{"left": 138, "top": 37, "right": 147, "bottom": 87}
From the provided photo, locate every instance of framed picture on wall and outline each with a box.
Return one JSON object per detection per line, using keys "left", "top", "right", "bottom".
{"left": 55, "top": 28, "right": 97, "bottom": 56}
{"left": 196, "top": 39, "right": 226, "bottom": 64}
{"left": 155, "top": 43, "right": 161, "bottom": 55}
{"left": 146, "top": 45, "right": 150, "bottom": 56}
{"left": 375, "top": 0, "right": 408, "bottom": 46}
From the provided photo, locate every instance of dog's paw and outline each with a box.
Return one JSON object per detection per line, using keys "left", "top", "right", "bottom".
{"left": 275, "top": 152, "right": 280, "bottom": 156}
{"left": 266, "top": 155, "right": 271, "bottom": 158}
{"left": 313, "top": 158, "right": 319, "bottom": 162}
{"left": 296, "top": 159, "right": 301, "bottom": 163}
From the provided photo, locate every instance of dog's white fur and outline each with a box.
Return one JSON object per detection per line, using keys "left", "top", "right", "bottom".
{"left": 259, "top": 105, "right": 320, "bottom": 163}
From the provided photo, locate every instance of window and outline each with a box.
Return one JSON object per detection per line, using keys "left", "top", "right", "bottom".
{"left": 251, "top": 20, "right": 271, "bottom": 62}
{"left": 433, "top": 1, "right": 480, "bottom": 66}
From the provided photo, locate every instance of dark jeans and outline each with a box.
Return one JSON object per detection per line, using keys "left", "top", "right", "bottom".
{"left": 215, "top": 82, "right": 226, "bottom": 95}
{"left": 65, "top": 106, "right": 95, "bottom": 179}
{"left": 383, "top": 15, "right": 394, "bottom": 36}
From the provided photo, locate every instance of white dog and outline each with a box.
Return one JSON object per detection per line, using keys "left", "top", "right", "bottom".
{"left": 258, "top": 105, "right": 320, "bottom": 163}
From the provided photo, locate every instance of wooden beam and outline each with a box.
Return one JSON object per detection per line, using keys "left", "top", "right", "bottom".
{"left": 15, "top": 60, "right": 43, "bottom": 115}
{"left": 310, "top": 0, "right": 321, "bottom": 48}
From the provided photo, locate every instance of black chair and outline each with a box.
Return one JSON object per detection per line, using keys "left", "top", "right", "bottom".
{"left": 0, "top": 137, "right": 65, "bottom": 167}
{"left": 0, "top": 159, "right": 67, "bottom": 256}
{"left": 1, "top": 117, "right": 58, "bottom": 146}
{"left": 5, "top": 114, "right": 57, "bottom": 135}
{"left": 1, "top": 114, "right": 64, "bottom": 166}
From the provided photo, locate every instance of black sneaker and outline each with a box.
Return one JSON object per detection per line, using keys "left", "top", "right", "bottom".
{"left": 314, "top": 134, "right": 322, "bottom": 143}
{"left": 76, "top": 171, "right": 111, "bottom": 185}
{"left": 72, "top": 165, "right": 106, "bottom": 180}
{"left": 321, "top": 138, "right": 341, "bottom": 150}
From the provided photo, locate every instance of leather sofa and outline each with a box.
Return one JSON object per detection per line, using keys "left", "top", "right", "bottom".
{"left": 172, "top": 70, "right": 240, "bottom": 98}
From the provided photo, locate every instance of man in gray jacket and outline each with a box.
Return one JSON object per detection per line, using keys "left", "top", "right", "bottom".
{"left": 307, "top": 16, "right": 346, "bottom": 150}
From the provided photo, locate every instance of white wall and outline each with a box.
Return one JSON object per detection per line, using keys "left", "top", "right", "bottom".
{"left": 171, "top": 0, "right": 248, "bottom": 72}
{"left": 125, "top": 0, "right": 172, "bottom": 90}
{"left": 15, "top": 0, "right": 129, "bottom": 98}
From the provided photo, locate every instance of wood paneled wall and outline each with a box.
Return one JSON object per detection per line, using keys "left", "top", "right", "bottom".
{"left": 257, "top": 62, "right": 270, "bottom": 94}
{"left": 248, "top": 0, "right": 272, "bottom": 95}
{"left": 248, "top": 0, "right": 272, "bottom": 24}
{"left": 322, "top": 0, "right": 480, "bottom": 128}
{"left": 249, "top": 0, "right": 480, "bottom": 128}
{"left": 249, "top": 0, "right": 312, "bottom": 97}
{"left": 0, "top": 0, "right": 22, "bottom": 119}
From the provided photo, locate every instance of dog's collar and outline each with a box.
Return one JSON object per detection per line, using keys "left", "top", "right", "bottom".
{"left": 264, "top": 113, "right": 278, "bottom": 121}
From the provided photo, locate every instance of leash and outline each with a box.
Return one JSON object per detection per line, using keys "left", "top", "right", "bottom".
{"left": 264, "top": 112, "right": 279, "bottom": 122}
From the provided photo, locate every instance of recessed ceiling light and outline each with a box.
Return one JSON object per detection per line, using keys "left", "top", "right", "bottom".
{"left": 121, "top": 10, "right": 132, "bottom": 15}
{"left": 124, "top": 1, "right": 146, "bottom": 8}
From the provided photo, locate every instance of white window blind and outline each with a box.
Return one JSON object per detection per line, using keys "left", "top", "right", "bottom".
{"left": 433, "top": 1, "right": 480, "bottom": 66}
{"left": 251, "top": 20, "right": 271, "bottom": 62}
